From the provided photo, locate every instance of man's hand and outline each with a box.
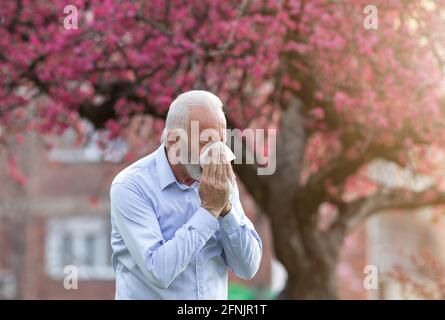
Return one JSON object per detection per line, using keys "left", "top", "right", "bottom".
{"left": 199, "top": 154, "right": 230, "bottom": 218}
{"left": 220, "top": 201, "right": 232, "bottom": 217}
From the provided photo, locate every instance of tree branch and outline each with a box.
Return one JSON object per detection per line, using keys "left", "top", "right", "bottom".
{"left": 334, "top": 186, "right": 445, "bottom": 232}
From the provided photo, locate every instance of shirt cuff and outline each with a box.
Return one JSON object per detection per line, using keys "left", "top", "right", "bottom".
{"left": 218, "top": 210, "right": 244, "bottom": 235}
{"left": 186, "top": 207, "right": 219, "bottom": 240}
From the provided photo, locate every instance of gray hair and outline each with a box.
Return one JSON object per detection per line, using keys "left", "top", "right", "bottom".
{"left": 161, "top": 90, "right": 224, "bottom": 144}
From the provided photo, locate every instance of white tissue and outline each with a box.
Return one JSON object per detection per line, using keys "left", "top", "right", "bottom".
{"left": 199, "top": 141, "right": 236, "bottom": 166}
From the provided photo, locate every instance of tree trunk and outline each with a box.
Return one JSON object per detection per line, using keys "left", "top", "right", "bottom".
{"left": 284, "top": 227, "right": 342, "bottom": 299}
{"left": 287, "top": 260, "right": 338, "bottom": 300}
{"left": 263, "top": 101, "right": 344, "bottom": 299}
{"left": 266, "top": 200, "right": 345, "bottom": 299}
{"left": 234, "top": 99, "right": 346, "bottom": 299}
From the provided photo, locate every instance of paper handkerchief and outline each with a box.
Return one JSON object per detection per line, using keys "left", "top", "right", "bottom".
{"left": 199, "top": 141, "right": 236, "bottom": 166}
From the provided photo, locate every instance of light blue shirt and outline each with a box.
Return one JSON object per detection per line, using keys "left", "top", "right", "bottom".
{"left": 110, "top": 144, "right": 262, "bottom": 299}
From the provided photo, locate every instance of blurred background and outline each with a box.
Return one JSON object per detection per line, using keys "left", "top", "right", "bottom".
{"left": 2, "top": 0, "right": 445, "bottom": 299}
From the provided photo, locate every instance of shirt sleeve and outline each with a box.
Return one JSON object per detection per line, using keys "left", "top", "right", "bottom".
{"left": 218, "top": 181, "right": 263, "bottom": 279}
{"left": 110, "top": 182, "right": 219, "bottom": 289}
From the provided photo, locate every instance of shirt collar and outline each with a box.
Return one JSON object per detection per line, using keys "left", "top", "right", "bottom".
{"left": 155, "top": 143, "right": 177, "bottom": 190}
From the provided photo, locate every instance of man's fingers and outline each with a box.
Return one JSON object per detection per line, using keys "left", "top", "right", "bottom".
{"left": 215, "top": 162, "right": 223, "bottom": 183}
{"left": 221, "top": 163, "right": 228, "bottom": 185}
{"left": 201, "top": 162, "right": 209, "bottom": 180}
{"left": 217, "top": 153, "right": 228, "bottom": 183}
{"left": 224, "top": 163, "right": 235, "bottom": 184}
{"left": 208, "top": 163, "right": 217, "bottom": 184}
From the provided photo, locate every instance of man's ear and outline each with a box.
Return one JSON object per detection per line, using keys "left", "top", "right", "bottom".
{"left": 166, "top": 130, "right": 181, "bottom": 165}
{"left": 167, "top": 130, "right": 178, "bottom": 144}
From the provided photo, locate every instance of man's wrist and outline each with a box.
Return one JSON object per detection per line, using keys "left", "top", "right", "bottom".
{"left": 187, "top": 207, "right": 220, "bottom": 240}
{"left": 201, "top": 205, "right": 220, "bottom": 218}
{"left": 220, "top": 201, "right": 232, "bottom": 217}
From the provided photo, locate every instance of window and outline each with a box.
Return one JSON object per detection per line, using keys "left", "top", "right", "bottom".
{"left": 48, "top": 120, "right": 128, "bottom": 164}
{"left": 46, "top": 216, "right": 114, "bottom": 280}
{"left": 61, "top": 233, "right": 74, "bottom": 266}
{"left": 85, "top": 234, "right": 97, "bottom": 267}
{"left": 0, "top": 272, "right": 16, "bottom": 299}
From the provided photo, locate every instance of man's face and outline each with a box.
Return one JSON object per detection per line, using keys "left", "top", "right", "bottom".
{"left": 183, "top": 106, "right": 226, "bottom": 181}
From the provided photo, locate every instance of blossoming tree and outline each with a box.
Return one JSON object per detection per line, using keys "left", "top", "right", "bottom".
{"left": 2, "top": 0, "right": 445, "bottom": 298}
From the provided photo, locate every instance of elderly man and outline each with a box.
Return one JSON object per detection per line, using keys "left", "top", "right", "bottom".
{"left": 110, "top": 90, "right": 262, "bottom": 299}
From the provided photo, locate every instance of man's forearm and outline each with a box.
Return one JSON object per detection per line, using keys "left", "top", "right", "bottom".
{"left": 218, "top": 204, "right": 262, "bottom": 279}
